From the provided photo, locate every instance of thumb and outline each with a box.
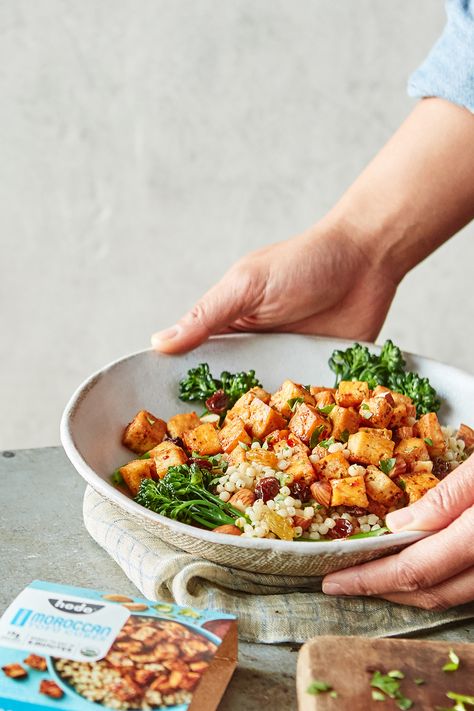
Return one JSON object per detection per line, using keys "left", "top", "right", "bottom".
{"left": 386, "top": 455, "right": 474, "bottom": 532}
{"left": 151, "top": 267, "right": 253, "bottom": 354}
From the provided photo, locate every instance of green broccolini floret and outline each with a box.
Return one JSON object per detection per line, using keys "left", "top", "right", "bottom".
{"left": 328, "top": 339, "right": 440, "bottom": 416}
{"left": 178, "top": 362, "right": 261, "bottom": 410}
{"left": 135, "top": 463, "right": 243, "bottom": 529}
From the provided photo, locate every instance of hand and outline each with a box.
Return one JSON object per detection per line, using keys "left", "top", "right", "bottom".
{"left": 151, "top": 223, "right": 397, "bottom": 353}
{"left": 322, "top": 455, "right": 474, "bottom": 610}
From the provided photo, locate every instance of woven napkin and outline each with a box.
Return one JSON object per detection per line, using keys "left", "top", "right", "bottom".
{"left": 83, "top": 486, "right": 474, "bottom": 643}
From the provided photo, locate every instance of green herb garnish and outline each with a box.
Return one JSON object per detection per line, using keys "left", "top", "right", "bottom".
{"left": 372, "top": 690, "right": 386, "bottom": 701}
{"left": 309, "top": 425, "right": 326, "bottom": 449}
{"left": 443, "top": 649, "right": 460, "bottom": 672}
{"left": 318, "top": 403, "right": 335, "bottom": 416}
{"left": 328, "top": 339, "right": 440, "bottom": 416}
{"left": 319, "top": 437, "right": 336, "bottom": 449}
{"left": 380, "top": 458, "right": 396, "bottom": 475}
{"left": 348, "top": 527, "right": 388, "bottom": 539}
{"left": 178, "top": 363, "right": 260, "bottom": 413}
{"left": 414, "top": 678, "right": 425, "bottom": 685}
{"left": 307, "top": 680, "right": 334, "bottom": 695}
{"left": 287, "top": 397, "right": 305, "bottom": 411}
{"left": 340, "top": 429, "right": 350, "bottom": 443}
{"left": 111, "top": 469, "right": 124, "bottom": 485}
{"left": 388, "top": 671, "right": 405, "bottom": 679}
{"left": 424, "top": 437, "right": 433, "bottom": 446}
{"left": 446, "top": 691, "right": 474, "bottom": 706}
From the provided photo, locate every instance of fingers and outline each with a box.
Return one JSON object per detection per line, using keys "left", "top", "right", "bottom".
{"left": 151, "top": 264, "right": 259, "bottom": 354}
{"left": 379, "top": 566, "right": 474, "bottom": 611}
{"left": 386, "top": 453, "right": 474, "bottom": 532}
{"left": 323, "top": 505, "right": 474, "bottom": 597}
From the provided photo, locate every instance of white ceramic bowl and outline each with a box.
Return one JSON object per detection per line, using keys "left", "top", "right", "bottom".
{"left": 61, "top": 334, "right": 474, "bottom": 576}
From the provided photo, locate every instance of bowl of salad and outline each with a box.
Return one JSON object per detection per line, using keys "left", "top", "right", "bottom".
{"left": 61, "top": 334, "right": 474, "bottom": 576}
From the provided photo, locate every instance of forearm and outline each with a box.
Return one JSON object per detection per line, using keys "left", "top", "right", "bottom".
{"left": 324, "top": 98, "right": 474, "bottom": 283}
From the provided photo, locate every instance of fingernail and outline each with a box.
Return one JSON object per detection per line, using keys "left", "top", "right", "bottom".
{"left": 151, "top": 326, "right": 180, "bottom": 347}
{"left": 322, "top": 581, "right": 346, "bottom": 596}
{"left": 386, "top": 508, "right": 415, "bottom": 532}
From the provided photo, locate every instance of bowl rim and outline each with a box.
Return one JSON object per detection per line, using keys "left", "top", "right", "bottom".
{"left": 58, "top": 332, "right": 467, "bottom": 557}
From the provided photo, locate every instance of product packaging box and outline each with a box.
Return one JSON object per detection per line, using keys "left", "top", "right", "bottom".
{"left": 0, "top": 581, "right": 237, "bottom": 711}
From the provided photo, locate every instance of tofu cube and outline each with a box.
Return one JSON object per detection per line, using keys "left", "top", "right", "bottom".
{"left": 151, "top": 441, "right": 188, "bottom": 479}
{"left": 359, "top": 427, "right": 392, "bottom": 440}
{"left": 167, "top": 411, "right": 201, "bottom": 439}
{"left": 286, "top": 453, "right": 316, "bottom": 485}
{"left": 399, "top": 471, "right": 439, "bottom": 504}
{"left": 225, "top": 387, "right": 271, "bottom": 426}
{"left": 289, "top": 403, "right": 331, "bottom": 445}
{"left": 415, "top": 412, "right": 446, "bottom": 456}
{"left": 329, "top": 406, "right": 360, "bottom": 440}
{"left": 365, "top": 465, "right": 404, "bottom": 507}
{"left": 249, "top": 398, "right": 287, "bottom": 439}
{"left": 359, "top": 397, "right": 393, "bottom": 429}
{"left": 1, "top": 663, "right": 28, "bottom": 679}
{"left": 313, "top": 389, "right": 336, "bottom": 409}
{"left": 310, "top": 385, "right": 336, "bottom": 396}
{"left": 330, "top": 475, "right": 369, "bottom": 508}
{"left": 225, "top": 444, "right": 247, "bottom": 466}
{"left": 182, "top": 423, "right": 223, "bottom": 456}
{"left": 245, "top": 449, "right": 278, "bottom": 469}
{"left": 395, "top": 437, "right": 430, "bottom": 464}
{"left": 347, "top": 431, "right": 395, "bottom": 466}
{"left": 218, "top": 417, "right": 252, "bottom": 453}
{"left": 122, "top": 410, "right": 167, "bottom": 454}
{"left": 336, "top": 380, "right": 370, "bottom": 408}
{"left": 119, "top": 459, "right": 156, "bottom": 496}
{"left": 269, "top": 379, "right": 315, "bottom": 418}
{"left": 312, "top": 451, "right": 350, "bottom": 480}
{"left": 390, "top": 404, "right": 409, "bottom": 428}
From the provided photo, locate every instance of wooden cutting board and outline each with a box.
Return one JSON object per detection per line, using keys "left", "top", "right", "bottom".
{"left": 297, "top": 636, "right": 474, "bottom": 710}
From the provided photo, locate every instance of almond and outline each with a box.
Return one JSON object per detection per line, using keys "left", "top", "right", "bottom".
{"left": 102, "top": 594, "right": 133, "bottom": 603}
{"left": 229, "top": 488, "right": 255, "bottom": 512}
{"left": 310, "top": 479, "right": 331, "bottom": 508}
{"left": 293, "top": 515, "right": 312, "bottom": 531}
{"left": 392, "top": 455, "right": 407, "bottom": 478}
{"left": 212, "top": 524, "right": 242, "bottom": 536}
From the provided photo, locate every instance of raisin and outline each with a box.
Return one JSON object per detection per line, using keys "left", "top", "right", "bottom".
{"left": 432, "top": 457, "right": 452, "bottom": 479}
{"left": 255, "top": 477, "right": 280, "bottom": 502}
{"left": 327, "top": 518, "right": 354, "bottom": 539}
{"left": 289, "top": 480, "right": 311, "bottom": 503}
{"left": 190, "top": 457, "right": 213, "bottom": 470}
{"left": 205, "top": 389, "right": 231, "bottom": 414}
{"left": 164, "top": 435, "right": 184, "bottom": 448}
{"left": 344, "top": 506, "right": 367, "bottom": 517}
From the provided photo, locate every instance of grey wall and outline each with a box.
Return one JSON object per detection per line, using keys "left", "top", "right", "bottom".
{"left": 1, "top": 1, "right": 473, "bottom": 449}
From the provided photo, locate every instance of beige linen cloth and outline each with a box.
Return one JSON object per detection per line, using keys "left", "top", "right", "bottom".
{"left": 83, "top": 486, "right": 474, "bottom": 643}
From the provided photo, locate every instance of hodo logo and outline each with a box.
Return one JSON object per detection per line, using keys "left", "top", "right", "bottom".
{"left": 48, "top": 598, "right": 104, "bottom": 615}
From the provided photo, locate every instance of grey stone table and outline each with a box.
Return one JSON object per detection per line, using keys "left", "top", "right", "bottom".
{"left": 1, "top": 448, "right": 474, "bottom": 710}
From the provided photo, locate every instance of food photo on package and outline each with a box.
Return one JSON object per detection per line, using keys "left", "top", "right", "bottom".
{"left": 0, "top": 581, "right": 237, "bottom": 711}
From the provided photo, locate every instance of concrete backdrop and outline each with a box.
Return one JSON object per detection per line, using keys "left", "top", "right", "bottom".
{"left": 1, "top": 0, "right": 473, "bottom": 450}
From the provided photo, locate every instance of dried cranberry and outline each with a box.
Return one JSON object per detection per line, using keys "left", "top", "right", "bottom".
{"left": 289, "top": 480, "right": 311, "bottom": 503}
{"left": 190, "top": 457, "right": 213, "bottom": 470}
{"left": 255, "top": 477, "right": 280, "bottom": 502}
{"left": 205, "top": 389, "right": 231, "bottom": 414}
{"left": 344, "top": 506, "right": 367, "bottom": 517}
{"left": 164, "top": 435, "right": 184, "bottom": 448}
{"left": 432, "top": 457, "right": 452, "bottom": 479}
{"left": 327, "top": 519, "right": 354, "bottom": 539}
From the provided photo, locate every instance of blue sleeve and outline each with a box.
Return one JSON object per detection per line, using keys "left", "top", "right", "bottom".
{"left": 408, "top": 0, "right": 474, "bottom": 112}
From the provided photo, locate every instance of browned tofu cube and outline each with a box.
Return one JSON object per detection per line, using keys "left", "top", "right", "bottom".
{"left": 415, "top": 412, "right": 446, "bottom": 457}
{"left": 274, "top": 432, "right": 309, "bottom": 457}
{"left": 359, "top": 397, "right": 393, "bottom": 428}
{"left": 313, "top": 389, "right": 336, "bottom": 409}
{"left": 23, "top": 655, "right": 47, "bottom": 672}
{"left": 395, "top": 437, "right": 430, "bottom": 464}
{"left": 399, "top": 471, "right": 439, "bottom": 504}
{"left": 2, "top": 663, "right": 28, "bottom": 679}
{"left": 330, "top": 475, "right": 369, "bottom": 508}
{"left": 373, "top": 386, "right": 413, "bottom": 408}
{"left": 389, "top": 404, "right": 409, "bottom": 428}
{"left": 393, "top": 426, "right": 415, "bottom": 441}
{"left": 328, "top": 406, "right": 360, "bottom": 440}
{"left": 225, "top": 387, "right": 271, "bottom": 426}
{"left": 167, "top": 411, "right": 201, "bottom": 439}
{"left": 245, "top": 448, "right": 278, "bottom": 469}
{"left": 119, "top": 459, "right": 156, "bottom": 496}
{"left": 312, "top": 451, "right": 350, "bottom": 480}
{"left": 347, "top": 431, "right": 395, "bottom": 466}
{"left": 249, "top": 398, "right": 287, "bottom": 439}
{"left": 359, "top": 427, "right": 392, "bottom": 440}
{"left": 289, "top": 403, "right": 331, "bottom": 445}
{"left": 365, "top": 465, "right": 404, "bottom": 507}
{"left": 122, "top": 410, "right": 167, "bottom": 455}
{"left": 39, "top": 680, "right": 64, "bottom": 699}
{"left": 310, "top": 385, "right": 336, "bottom": 396}
{"left": 151, "top": 441, "right": 188, "bottom": 478}
{"left": 286, "top": 453, "right": 316, "bottom": 485}
{"left": 335, "top": 380, "right": 370, "bottom": 408}
{"left": 182, "top": 423, "right": 223, "bottom": 456}
{"left": 218, "top": 417, "right": 252, "bottom": 453}
{"left": 269, "top": 379, "right": 315, "bottom": 418}
{"left": 225, "top": 444, "right": 247, "bottom": 466}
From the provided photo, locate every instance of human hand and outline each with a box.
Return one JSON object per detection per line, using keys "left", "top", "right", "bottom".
{"left": 151, "top": 222, "right": 397, "bottom": 353}
{"left": 322, "top": 455, "right": 474, "bottom": 610}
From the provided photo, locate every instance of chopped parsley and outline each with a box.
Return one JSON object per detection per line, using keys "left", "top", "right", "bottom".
{"left": 309, "top": 425, "right": 326, "bottom": 449}
{"left": 370, "top": 670, "right": 413, "bottom": 710}
{"left": 379, "top": 458, "right": 397, "bottom": 475}
{"left": 307, "top": 679, "right": 334, "bottom": 695}
{"left": 443, "top": 649, "right": 460, "bottom": 672}
{"left": 424, "top": 437, "right": 433, "bottom": 447}
{"left": 111, "top": 469, "right": 124, "bottom": 485}
{"left": 287, "top": 397, "right": 305, "bottom": 411}
{"left": 318, "top": 403, "right": 335, "bottom": 416}
{"left": 340, "top": 429, "right": 350, "bottom": 443}
{"left": 319, "top": 437, "right": 336, "bottom": 449}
